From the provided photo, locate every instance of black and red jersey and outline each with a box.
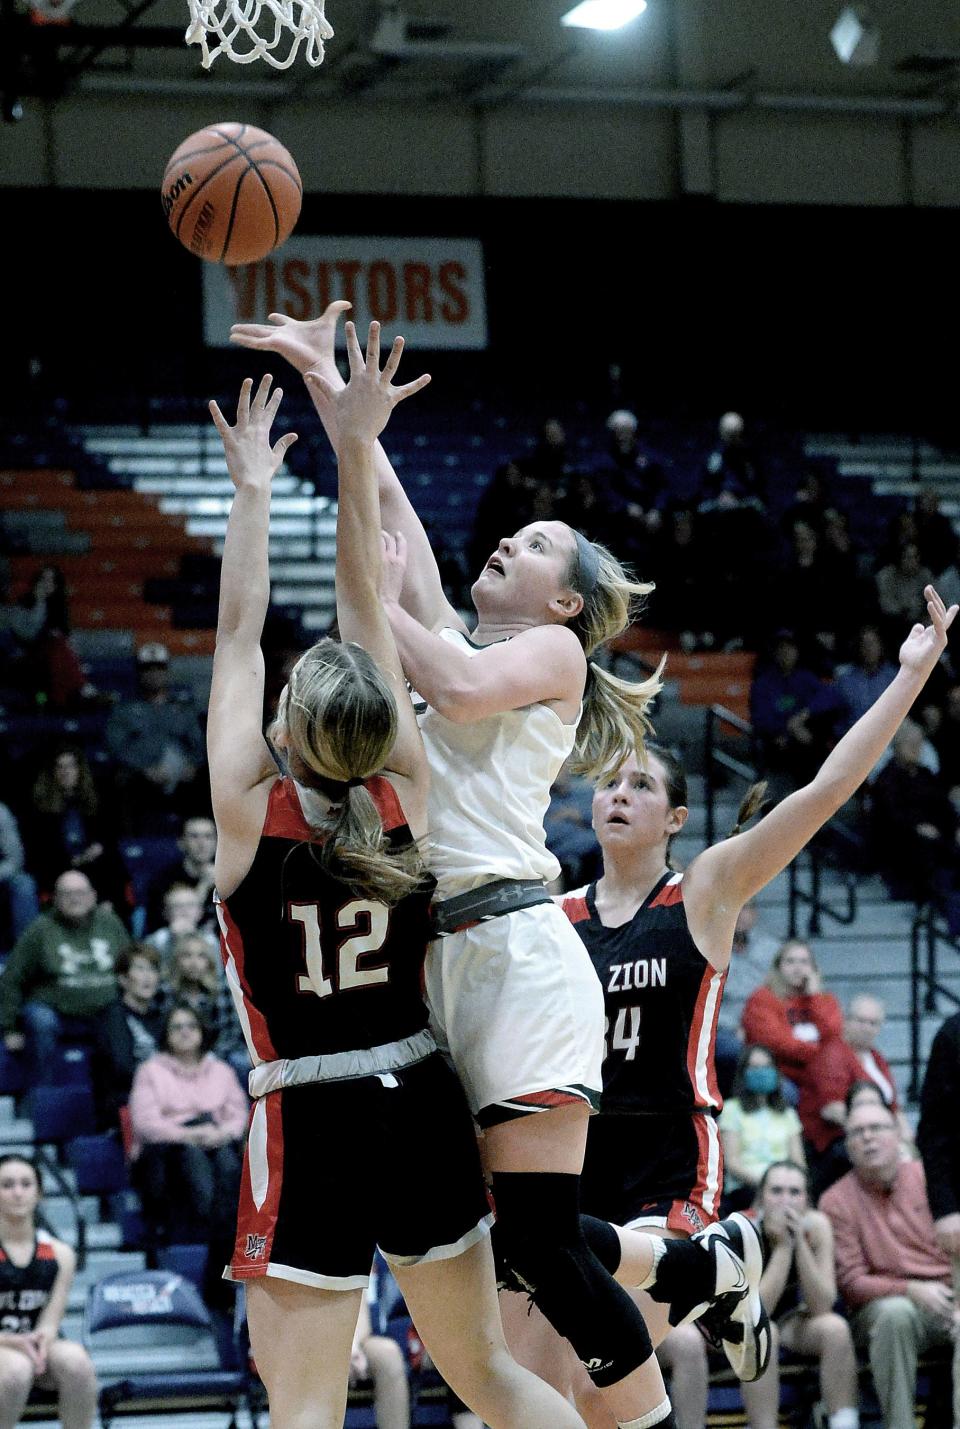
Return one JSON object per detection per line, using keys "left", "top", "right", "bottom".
{"left": 560, "top": 870, "right": 725, "bottom": 1117}
{"left": 216, "top": 776, "right": 434, "bottom": 1063}
{"left": 0, "top": 1233, "right": 58, "bottom": 1333}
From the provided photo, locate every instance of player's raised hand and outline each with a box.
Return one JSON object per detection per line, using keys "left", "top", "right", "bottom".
{"left": 305, "top": 320, "right": 430, "bottom": 445}
{"left": 229, "top": 300, "right": 352, "bottom": 376}
{"left": 209, "top": 374, "right": 298, "bottom": 491}
{"left": 898, "top": 585, "right": 957, "bottom": 678}
{"left": 380, "top": 530, "right": 408, "bottom": 605}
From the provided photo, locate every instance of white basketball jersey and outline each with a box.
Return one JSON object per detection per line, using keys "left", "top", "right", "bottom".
{"left": 417, "top": 628, "right": 579, "bottom": 898}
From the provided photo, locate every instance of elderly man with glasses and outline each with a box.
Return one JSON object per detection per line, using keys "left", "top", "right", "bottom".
{"left": 820, "top": 1101, "right": 956, "bottom": 1429}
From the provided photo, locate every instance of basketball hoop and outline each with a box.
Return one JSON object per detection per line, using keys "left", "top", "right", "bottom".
{"left": 28, "top": 0, "right": 78, "bottom": 26}
{"left": 185, "top": 0, "right": 332, "bottom": 68}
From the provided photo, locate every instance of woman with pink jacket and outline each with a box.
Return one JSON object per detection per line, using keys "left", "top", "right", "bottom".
{"left": 129, "top": 1001, "right": 248, "bottom": 1247}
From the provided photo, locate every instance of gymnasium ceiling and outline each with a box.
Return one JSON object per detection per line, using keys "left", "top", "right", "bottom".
{"left": 6, "top": 0, "right": 960, "bottom": 109}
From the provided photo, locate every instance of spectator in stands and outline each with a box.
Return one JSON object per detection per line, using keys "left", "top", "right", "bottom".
{"left": 603, "top": 409, "right": 665, "bottom": 534}
{"left": 0, "top": 802, "right": 38, "bottom": 953}
{"left": 834, "top": 626, "right": 898, "bottom": 737}
{"left": 783, "top": 469, "right": 831, "bottom": 537}
{"left": 875, "top": 543, "right": 935, "bottom": 646}
{"left": 914, "top": 489, "right": 957, "bottom": 582}
{"left": 0, "top": 1154, "right": 98, "bottom": 1429}
{"left": 91, "top": 944, "right": 167, "bottom": 1132}
{"left": 741, "top": 939, "right": 844, "bottom": 1093}
{"left": 144, "top": 815, "right": 217, "bottom": 934}
{"left": 719, "top": 1046, "right": 804, "bottom": 1209}
{"left": 647, "top": 504, "right": 712, "bottom": 650}
{"left": 349, "top": 1292, "right": 411, "bottom": 1429}
{"left": 799, "top": 994, "right": 912, "bottom": 1199}
{"left": 741, "top": 1161, "right": 859, "bottom": 1429}
{"left": 936, "top": 533, "right": 960, "bottom": 614}
{"left": 777, "top": 520, "right": 843, "bottom": 666}
{"left": 544, "top": 758, "right": 602, "bottom": 891}
{"left": 144, "top": 883, "right": 218, "bottom": 969}
{"left": 105, "top": 642, "right": 207, "bottom": 831}
{"left": 821, "top": 1100, "right": 956, "bottom": 1429}
{"left": 0, "top": 870, "right": 128, "bottom": 1084}
{"left": 24, "top": 746, "right": 130, "bottom": 919}
{"left": 0, "top": 566, "right": 85, "bottom": 708}
{"left": 749, "top": 632, "right": 838, "bottom": 793}
{"left": 165, "top": 932, "right": 247, "bottom": 1080}
{"left": 918, "top": 1010, "right": 960, "bottom": 1379}
{"left": 700, "top": 411, "right": 764, "bottom": 511}
{"left": 128, "top": 1002, "right": 247, "bottom": 1248}
{"left": 869, "top": 719, "right": 960, "bottom": 913}
{"left": 932, "top": 683, "right": 960, "bottom": 806}
{"left": 524, "top": 418, "right": 573, "bottom": 489}
{"left": 715, "top": 902, "right": 780, "bottom": 1096}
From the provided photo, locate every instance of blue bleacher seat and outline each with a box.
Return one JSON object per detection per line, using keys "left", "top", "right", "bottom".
{"left": 30, "top": 1084, "right": 96, "bottom": 1144}
{"left": 85, "top": 1269, "right": 250, "bottom": 1429}
{"left": 52, "top": 1046, "right": 92, "bottom": 1087}
{"left": 66, "top": 1134, "right": 129, "bottom": 1196}
{"left": 157, "top": 1243, "right": 209, "bottom": 1294}
{"left": 0, "top": 1047, "right": 26, "bottom": 1096}
{"left": 119, "top": 837, "right": 180, "bottom": 911}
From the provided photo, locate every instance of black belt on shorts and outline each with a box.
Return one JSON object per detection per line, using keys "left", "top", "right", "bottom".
{"left": 431, "top": 878, "right": 552, "bottom": 937}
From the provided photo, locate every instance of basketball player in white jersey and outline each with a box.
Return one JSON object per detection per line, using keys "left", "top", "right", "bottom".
{"left": 233, "top": 305, "right": 767, "bottom": 1429}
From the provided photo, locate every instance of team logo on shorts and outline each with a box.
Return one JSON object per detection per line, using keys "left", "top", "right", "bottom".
{"left": 680, "top": 1201, "right": 706, "bottom": 1233}
{"left": 244, "top": 1233, "right": 268, "bottom": 1260}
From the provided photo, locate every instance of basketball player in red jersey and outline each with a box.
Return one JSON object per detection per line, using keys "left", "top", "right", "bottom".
{"left": 207, "top": 333, "right": 590, "bottom": 1429}
{"left": 515, "top": 587, "right": 956, "bottom": 1425}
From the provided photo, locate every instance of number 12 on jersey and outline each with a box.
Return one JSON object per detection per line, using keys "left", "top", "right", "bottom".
{"left": 289, "top": 899, "right": 390, "bottom": 999}
{"left": 606, "top": 1006, "right": 642, "bottom": 1061}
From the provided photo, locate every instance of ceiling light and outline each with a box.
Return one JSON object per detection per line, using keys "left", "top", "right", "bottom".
{"left": 830, "top": 6, "right": 880, "bottom": 66}
{"left": 561, "top": 1, "right": 648, "bottom": 32}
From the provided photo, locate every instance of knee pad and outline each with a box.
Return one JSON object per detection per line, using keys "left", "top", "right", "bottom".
{"left": 492, "top": 1172, "right": 653, "bottom": 1388}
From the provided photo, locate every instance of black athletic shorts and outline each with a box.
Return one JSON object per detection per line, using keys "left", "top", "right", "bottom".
{"left": 226, "top": 1052, "right": 492, "bottom": 1289}
{"left": 579, "top": 1109, "right": 723, "bottom": 1236}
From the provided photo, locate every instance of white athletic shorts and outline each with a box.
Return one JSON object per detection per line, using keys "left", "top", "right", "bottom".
{"left": 424, "top": 901, "right": 605, "bottom": 1128}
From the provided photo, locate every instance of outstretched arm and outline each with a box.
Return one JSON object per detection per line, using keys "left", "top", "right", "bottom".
{"left": 207, "top": 376, "right": 297, "bottom": 840}
{"left": 230, "top": 304, "right": 464, "bottom": 635}
{"left": 686, "top": 586, "right": 957, "bottom": 960}
{"left": 307, "top": 321, "right": 433, "bottom": 820}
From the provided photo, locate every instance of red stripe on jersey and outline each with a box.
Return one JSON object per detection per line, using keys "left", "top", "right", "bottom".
{"left": 512, "top": 1089, "right": 584, "bottom": 1109}
{"left": 689, "top": 1113, "right": 722, "bottom": 1220}
{"left": 262, "top": 774, "right": 408, "bottom": 840}
{"left": 217, "top": 898, "right": 279, "bottom": 1063}
{"left": 34, "top": 1240, "right": 57, "bottom": 1260}
{"left": 262, "top": 778, "right": 316, "bottom": 842}
{"left": 229, "top": 1096, "right": 284, "bottom": 1279}
{"left": 561, "top": 895, "right": 590, "bottom": 926}
{"left": 650, "top": 877, "right": 684, "bottom": 909}
{"left": 364, "top": 776, "right": 407, "bottom": 834}
{"left": 685, "top": 963, "right": 725, "bottom": 1111}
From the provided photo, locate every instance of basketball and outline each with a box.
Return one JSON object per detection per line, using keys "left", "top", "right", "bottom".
{"left": 161, "top": 122, "right": 302, "bottom": 266}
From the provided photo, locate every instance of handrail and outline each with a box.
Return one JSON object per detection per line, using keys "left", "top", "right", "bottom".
{"left": 909, "top": 903, "right": 960, "bottom": 1099}
{"left": 786, "top": 827, "right": 861, "bottom": 938}
{"left": 704, "top": 704, "right": 756, "bottom": 846}
{"left": 33, "top": 1148, "right": 87, "bottom": 1272}
{"left": 705, "top": 702, "right": 861, "bottom": 937}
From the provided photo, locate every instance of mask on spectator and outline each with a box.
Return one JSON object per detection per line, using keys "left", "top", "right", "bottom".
{"left": 744, "top": 1066, "right": 779, "bottom": 1095}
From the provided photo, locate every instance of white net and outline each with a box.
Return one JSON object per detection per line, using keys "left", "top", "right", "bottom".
{"left": 29, "top": 0, "right": 79, "bottom": 21}
{"left": 185, "top": 0, "right": 332, "bottom": 68}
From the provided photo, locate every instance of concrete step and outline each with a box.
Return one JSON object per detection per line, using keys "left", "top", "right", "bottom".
{"left": 0, "top": 1095, "right": 17, "bottom": 1125}
{"left": 0, "top": 1120, "right": 37, "bottom": 1147}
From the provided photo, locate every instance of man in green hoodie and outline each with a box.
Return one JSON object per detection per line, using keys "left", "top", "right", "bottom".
{"left": 0, "top": 870, "right": 129, "bottom": 1084}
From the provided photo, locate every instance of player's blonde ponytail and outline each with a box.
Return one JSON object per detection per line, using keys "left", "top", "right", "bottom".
{"left": 273, "top": 640, "right": 425, "bottom": 905}
{"left": 564, "top": 534, "right": 664, "bottom": 782}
